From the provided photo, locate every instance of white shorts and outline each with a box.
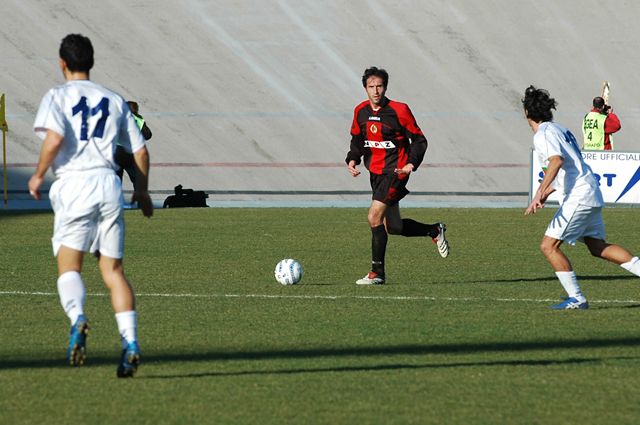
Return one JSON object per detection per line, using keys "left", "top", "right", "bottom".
{"left": 49, "top": 171, "right": 125, "bottom": 258}
{"left": 544, "top": 202, "right": 606, "bottom": 245}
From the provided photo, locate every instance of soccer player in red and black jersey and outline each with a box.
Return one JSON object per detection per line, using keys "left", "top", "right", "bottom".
{"left": 346, "top": 67, "right": 449, "bottom": 285}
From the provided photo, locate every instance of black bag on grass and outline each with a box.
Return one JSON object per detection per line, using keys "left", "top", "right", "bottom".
{"left": 163, "top": 185, "right": 209, "bottom": 208}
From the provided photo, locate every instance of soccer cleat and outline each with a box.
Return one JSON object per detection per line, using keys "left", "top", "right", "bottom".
{"left": 432, "top": 223, "right": 449, "bottom": 258}
{"left": 551, "top": 297, "right": 589, "bottom": 310}
{"left": 67, "top": 314, "right": 89, "bottom": 367}
{"left": 356, "top": 272, "right": 385, "bottom": 285}
{"left": 117, "top": 341, "right": 141, "bottom": 378}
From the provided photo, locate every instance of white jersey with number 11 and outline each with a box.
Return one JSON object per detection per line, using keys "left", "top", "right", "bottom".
{"left": 33, "top": 80, "right": 145, "bottom": 178}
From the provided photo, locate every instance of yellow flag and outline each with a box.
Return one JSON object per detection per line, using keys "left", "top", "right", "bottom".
{"left": 0, "top": 94, "right": 8, "bottom": 131}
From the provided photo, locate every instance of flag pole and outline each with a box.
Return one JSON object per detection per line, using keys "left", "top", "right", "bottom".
{"left": 0, "top": 94, "right": 8, "bottom": 207}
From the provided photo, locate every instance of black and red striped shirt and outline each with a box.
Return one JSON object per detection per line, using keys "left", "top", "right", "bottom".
{"left": 345, "top": 97, "right": 427, "bottom": 175}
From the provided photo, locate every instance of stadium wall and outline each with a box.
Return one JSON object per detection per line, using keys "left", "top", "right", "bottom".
{"left": 2, "top": 1, "right": 640, "bottom": 205}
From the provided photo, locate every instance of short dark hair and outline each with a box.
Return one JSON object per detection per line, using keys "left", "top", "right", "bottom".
{"left": 59, "top": 34, "right": 94, "bottom": 72}
{"left": 362, "top": 67, "right": 389, "bottom": 88}
{"left": 127, "top": 101, "right": 139, "bottom": 114}
{"left": 593, "top": 96, "right": 605, "bottom": 110}
{"left": 522, "top": 85, "right": 557, "bottom": 123}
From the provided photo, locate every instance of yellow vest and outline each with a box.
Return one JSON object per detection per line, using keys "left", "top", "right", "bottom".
{"left": 582, "top": 111, "right": 609, "bottom": 150}
{"left": 132, "top": 114, "right": 145, "bottom": 130}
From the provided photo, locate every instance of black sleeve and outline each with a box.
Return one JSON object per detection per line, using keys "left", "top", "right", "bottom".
{"left": 407, "top": 132, "right": 427, "bottom": 171}
{"left": 345, "top": 133, "right": 364, "bottom": 165}
{"left": 141, "top": 123, "right": 152, "bottom": 141}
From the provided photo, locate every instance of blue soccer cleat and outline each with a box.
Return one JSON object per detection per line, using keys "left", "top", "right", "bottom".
{"left": 67, "top": 314, "right": 89, "bottom": 366}
{"left": 117, "top": 341, "right": 141, "bottom": 378}
{"left": 551, "top": 297, "right": 589, "bottom": 310}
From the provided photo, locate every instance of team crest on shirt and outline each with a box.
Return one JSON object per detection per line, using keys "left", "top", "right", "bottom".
{"left": 369, "top": 124, "right": 378, "bottom": 134}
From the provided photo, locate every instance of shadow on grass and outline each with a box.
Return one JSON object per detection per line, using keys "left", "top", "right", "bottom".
{"left": 0, "top": 209, "right": 52, "bottom": 217}
{"left": 469, "top": 275, "right": 639, "bottom": 284}
{"left": 144, "top": 357, "right": 605, "bottom": 379}
{"left": 592, "top": 304, "right": 640, "bottom": 310}
{"left": 3, "top": 337, "right": 640, "bottom": 371}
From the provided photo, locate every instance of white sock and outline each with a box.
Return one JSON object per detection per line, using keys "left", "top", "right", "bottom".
{"left": 57, "top": 271, "right": 86, "bottom": 325}
{"left": 621, "top": 256, "right": 640, "bottom": 276}
{"left": 555, "top": 271, "right": 586, "bottom": 301}
{"left": 115, "top": 310, "right": 138, "bottom": 349}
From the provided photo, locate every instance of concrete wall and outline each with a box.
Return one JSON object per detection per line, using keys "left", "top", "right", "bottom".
{"left": 2, "top": 0, "right": 639, "bottom": 203}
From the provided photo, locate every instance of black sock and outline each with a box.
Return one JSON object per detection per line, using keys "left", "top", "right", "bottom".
{"left": 400, "top": 219, "right": 438, "bottom": 237}
{"left": 371, "top": 224, "right": 387, "bottom": 276}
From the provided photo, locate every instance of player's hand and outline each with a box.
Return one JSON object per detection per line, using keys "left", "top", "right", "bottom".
{"left": 28, "top": 175, "right": 44, "bottom": 200}
{"left": 133, "top": 191, "right": 153, "bottom": 218}
{"left": 395, "top": 164, "right": 414, "bottom": 176}
{"left": 524, "top": 196, "right": 544, "bottom": 215}
{"left": 347, "top": 160, "right": 360, "bottom": 177}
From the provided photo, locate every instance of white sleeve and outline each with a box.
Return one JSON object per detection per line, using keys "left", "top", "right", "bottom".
{"left": 541, "top": 126, "right": 564, "bottom": 159}
{"left": 534, "top": 127, "right": 561, "bottom": 191}
{"left": 33, "top": 90, "right": 65, "bottom": 140}
{"left": 533, "top": 132, "right": 550, "bottom": 166}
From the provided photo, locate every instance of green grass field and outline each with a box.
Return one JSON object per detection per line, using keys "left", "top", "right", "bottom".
{"left": 1, "top": 207, "right": 640, "bottom": 424}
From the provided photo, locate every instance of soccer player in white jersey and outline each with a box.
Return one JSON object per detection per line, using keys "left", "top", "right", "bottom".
{"left": 28, "top": 34, "right": 153, "bottom": 376}
{"left": 522, "top": 86, "right": 640, "bottom": 309}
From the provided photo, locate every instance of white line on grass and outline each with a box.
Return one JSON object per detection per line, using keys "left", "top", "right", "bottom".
{"left": 0, "top": 290, "right": 638, "bottom": 304}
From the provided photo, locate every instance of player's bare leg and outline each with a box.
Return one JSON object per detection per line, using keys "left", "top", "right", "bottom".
{"left": 57, "top": 246, "right": 84, "bottom": 275}
{"left": 584, "top": 237, "right": 633, "bottom": 264}
{"left": 539, "top": 236, "right": 572, "bottom": 271}
{"left": 99, "top": 255, "right": 140, "bottom": 377}
{"left": 368, "top": 200, "right": 388, "bottom": 227}
{"left": 99, "top": 255, "right": 135, "bottom": 313}
{"left": 584, "top": 236, "right": 640, "bottom": 278}
{"left": 57, "top": 246, "right": 89, "bottom": 366}
{"left": 539, "top": 236, "right": 588, "bottom": 309}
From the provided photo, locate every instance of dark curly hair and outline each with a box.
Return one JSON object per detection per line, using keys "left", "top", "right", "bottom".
{"left": 522, "top": 85, "right": 557, "bottom": 123}
{"left": 362, "top": 67, "right": 389, "bottom": 88}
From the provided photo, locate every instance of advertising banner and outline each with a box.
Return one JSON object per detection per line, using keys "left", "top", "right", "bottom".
{"left": 530, "top": 150, "right": 640, "bottom": 204}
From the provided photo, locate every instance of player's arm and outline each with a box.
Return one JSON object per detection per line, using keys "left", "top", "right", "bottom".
{"left": 345, "top": 107, "right": 366, "bottom": 179}
{"left": 525, "top": 155, "right": 562, "bottom": 215}
{"left": 397, "top": 131, "right": 427, "bottom": 176}
{"left": 132, "top": 146, "right": 153, "bottom": 217}
{"left": 604, "top": 112, "right": 621, "bottom": 134}
{"left": 407, "top": 132, "right": 427, "bottom": 169}
{"left": 346, "top": 133, "right": 364, "bottom": 177}
{"left": 397, "top": 104, "right": 427, "bottom": 174}
{"left": 28, "top": 130, "right": 64, "bottom": 200}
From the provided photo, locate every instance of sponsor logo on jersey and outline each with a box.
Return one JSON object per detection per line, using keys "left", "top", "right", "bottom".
{"left": 364, "top": 140, "right": 396, "bottom": 149}
{"left": 368, "top": 116, "right": 381, "bottom": 121}
{"left": 369, "top": 124, "right": 378, "bottom": 134}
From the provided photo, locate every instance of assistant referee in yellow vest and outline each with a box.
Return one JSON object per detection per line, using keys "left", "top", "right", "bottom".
{"left": 582, "top": 96, "right": 620, "bottom": 150}
{"left": 116, "top": 101, "right": 152, "bottom": 186}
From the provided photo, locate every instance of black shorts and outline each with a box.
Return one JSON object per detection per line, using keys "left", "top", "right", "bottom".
{"left": 370, "top": 173, "right": 410, "bottom": 206}
{"left": 115, "top": 146, "right": 134, "bottom": 169}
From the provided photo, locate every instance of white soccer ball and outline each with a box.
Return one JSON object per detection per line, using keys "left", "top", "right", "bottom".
{"left": 274, "top": 259, "right": 303, "bottom": 285}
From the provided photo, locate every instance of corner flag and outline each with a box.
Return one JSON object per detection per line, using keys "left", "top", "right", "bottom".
{"left": 1, "top": 93, "right": 8, "bottom": 206}
{"left": 0, "top": 94, "right": 7, "bottom": 131}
